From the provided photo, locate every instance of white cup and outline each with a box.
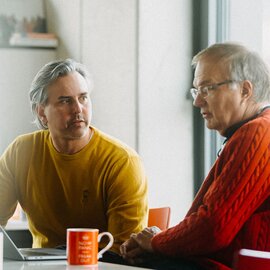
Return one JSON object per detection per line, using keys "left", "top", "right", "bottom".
{"left": 0, "top": 232, "right": 3, "bottom": 270}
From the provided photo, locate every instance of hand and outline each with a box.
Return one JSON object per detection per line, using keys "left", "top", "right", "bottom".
{"left": 120, "top": 226, "right": 161, "bottom": 264}
{"left": 131, "top": 226, "right": 160, "bottom": 252}
{"left": 120, "top": 236, "right": 144, "bottom": 264}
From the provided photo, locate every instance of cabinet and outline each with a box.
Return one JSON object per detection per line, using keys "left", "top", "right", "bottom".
{"left": 0, "top": 48, "right": 56, "bottom": 154}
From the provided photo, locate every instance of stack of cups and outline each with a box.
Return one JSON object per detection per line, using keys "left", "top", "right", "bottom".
{"left": 0, "top": 232, "right": 3, "bottom": 270}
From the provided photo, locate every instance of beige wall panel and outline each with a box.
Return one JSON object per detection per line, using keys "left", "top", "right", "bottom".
{"left": 45, "top": 0, "right": 81, "bottom": 60}
{"left": 81, "top": 0, "right": 137, "bottom": 148}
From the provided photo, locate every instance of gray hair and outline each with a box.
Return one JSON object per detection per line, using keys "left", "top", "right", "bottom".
{"left": 29, "top": 58, "right": 93, "bottom": 129}
{"left": 192, "top": 42, "right": 270, "bottom": 102}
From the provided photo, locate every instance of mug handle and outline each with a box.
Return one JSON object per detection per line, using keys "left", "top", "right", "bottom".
{"left": 97, "top": 232, "right": 114, "bottom": 259}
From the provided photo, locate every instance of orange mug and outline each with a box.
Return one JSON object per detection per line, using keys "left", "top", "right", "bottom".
{"left": 67, "top": 228, "right": 114, "bottom": 265}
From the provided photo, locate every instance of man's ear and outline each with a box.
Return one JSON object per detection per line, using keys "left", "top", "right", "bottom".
{"left": 37, "top": 105, "right": 47, "bottom": 125}
{"left": 241, "top": 80, "right": 253, "bottom": 100}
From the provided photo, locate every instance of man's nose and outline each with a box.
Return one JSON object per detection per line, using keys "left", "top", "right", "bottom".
{"left": 72, "top": 99, "right": 83, "bottom": 113}
{"left": 193, "top": 93, "right": 206, "bottom": 107}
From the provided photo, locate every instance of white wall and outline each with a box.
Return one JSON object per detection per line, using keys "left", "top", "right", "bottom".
{"left": 229, "top": 0, "right": 263, "bottom": 52}
{"left": 81, "top": 0, "right": 138, "bottom": 148}
{"left": 138, "top": 0, "right": 193, "bottom": 225}
{"left": 0, "top": 49, "right": 56, "bottom": 154}
{"left": 47, "top": 0, "right": 194, "bottom": 225}
{"left": 45, "top": 0, "right": 81, "bottom": 61}
{"left": 46, "top": 0, "right": 137, "bottom": 148}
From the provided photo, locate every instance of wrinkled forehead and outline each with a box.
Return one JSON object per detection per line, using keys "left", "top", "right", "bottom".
{"left": 193, "top": 56, "right": 230, "bottom": 86}
{"left": 46, "top": 72, "right": 90, "bottom": 99}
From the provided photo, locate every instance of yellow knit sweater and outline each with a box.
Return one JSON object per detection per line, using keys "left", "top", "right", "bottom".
{"left": 0, "top": 127, "right": 148, "bottom": 254}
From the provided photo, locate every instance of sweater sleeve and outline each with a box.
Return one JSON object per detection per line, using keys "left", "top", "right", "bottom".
{"left": 105, "top": 154, "right": 148, "bottom": 254}
{"left": 0, "top": 140, "right": 19, "bottom": 225}
{"left": 151, "top": 114, "right": 270, "bottom": 257}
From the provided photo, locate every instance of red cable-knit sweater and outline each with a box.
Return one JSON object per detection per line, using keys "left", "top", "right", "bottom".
{"left": 151, "top": 109, "right": 270, "bottom": 270}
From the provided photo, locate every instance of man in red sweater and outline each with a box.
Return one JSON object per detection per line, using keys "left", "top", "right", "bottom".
{"left": 120, "top": 42, "right": 270, "bottom": 270}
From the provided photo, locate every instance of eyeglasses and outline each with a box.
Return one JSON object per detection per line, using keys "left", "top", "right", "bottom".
{"left": 190, "top": 80, "right": 234, "bottom": 100}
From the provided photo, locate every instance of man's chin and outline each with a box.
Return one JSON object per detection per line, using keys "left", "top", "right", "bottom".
{"left": 205, "top": 121, "right": 215, "bottom": 130}
{"left": 68, "top": 127, "right": 89, "bottom": 138}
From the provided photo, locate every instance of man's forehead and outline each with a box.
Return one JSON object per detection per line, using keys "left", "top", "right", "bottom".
{"left": 193, "top": 59, "right": 228, "bottom": 85}
{"left": 48, "top": 72, "right": 88, "bottom": 90}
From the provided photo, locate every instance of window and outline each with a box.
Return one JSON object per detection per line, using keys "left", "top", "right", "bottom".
{"left": 193, "top": 0, "right": 270, "bottom": 193}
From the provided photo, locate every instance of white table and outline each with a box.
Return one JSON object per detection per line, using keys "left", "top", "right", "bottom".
{"left": 3, "top": 259, "right": 151, "bottom": 270}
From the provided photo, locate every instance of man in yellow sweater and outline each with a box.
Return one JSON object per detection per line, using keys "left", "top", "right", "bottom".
{"left": 0, "top": 59, "right": 148, "bottom": 258}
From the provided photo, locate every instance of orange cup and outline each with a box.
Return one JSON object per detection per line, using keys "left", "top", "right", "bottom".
{"left": 67, "top": 228, "right": 113, "bottom": 266}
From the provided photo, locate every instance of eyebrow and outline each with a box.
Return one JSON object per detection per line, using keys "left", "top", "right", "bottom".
{"left": 57, "top": 92, "right": 89, "bottom": 100}
{"left": 193, "top": 79, "right": 213, "bottom": 87}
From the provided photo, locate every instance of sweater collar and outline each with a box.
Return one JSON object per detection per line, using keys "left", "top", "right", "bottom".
{"left": 224, "top": 105, "right": 270, "bottom": 140}
{"left": 217, "top": 105, "right": 270, "bottom": 157}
